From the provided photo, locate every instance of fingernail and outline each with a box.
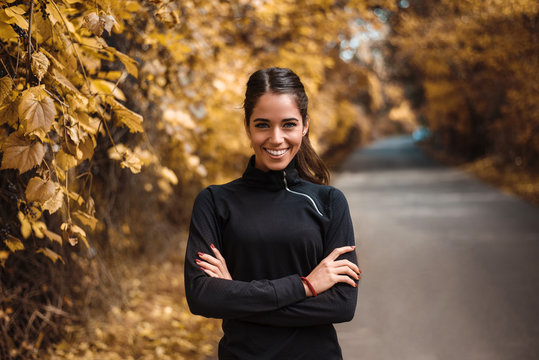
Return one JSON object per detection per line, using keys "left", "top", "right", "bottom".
{"left": 354, "top": 283, "right": 357, "bottom": 287}
{"left": 210, "top": 244, "right": 216, "bottom": 249}
{"left": 351, "top": 246, "right": 356, "bottom": 249}
{"left": 198, "top": 252, "right": 204, "bottom": 257}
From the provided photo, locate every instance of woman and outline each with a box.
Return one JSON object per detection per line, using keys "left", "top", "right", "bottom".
{"left": 184, "top": 67, "right": 360, "bottom": 359}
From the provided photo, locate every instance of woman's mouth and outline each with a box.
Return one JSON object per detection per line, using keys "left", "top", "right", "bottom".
{"left": 264, "top": 148, "right": 289, "bottom": 157}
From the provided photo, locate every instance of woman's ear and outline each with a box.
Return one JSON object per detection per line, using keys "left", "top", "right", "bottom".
{"left": 303, "top": 116, "right": 310, "bottom": 136}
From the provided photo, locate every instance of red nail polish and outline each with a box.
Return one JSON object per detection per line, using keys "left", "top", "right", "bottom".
{"left": 210, "top": 244, "right": 216, "bottom": 249}
{"left": 195, "top": 259, "right": 201, "bottom": 263}
{"left": 198, "top": 252, "right": 204, "bottom": 257}
{"left": 354, "top": 283, "right": 357, "bottom": 287}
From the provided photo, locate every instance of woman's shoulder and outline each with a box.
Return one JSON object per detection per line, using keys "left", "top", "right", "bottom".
{"left": 297, "top": 180, "right": 349, "bottom": 213}
{"left": 195, "top": 177, "right": 244, "bottom": 199}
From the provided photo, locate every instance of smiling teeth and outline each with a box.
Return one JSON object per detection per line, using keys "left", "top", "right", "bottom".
{"left": 266, "top": 148, "right": 288, "bottom": 156}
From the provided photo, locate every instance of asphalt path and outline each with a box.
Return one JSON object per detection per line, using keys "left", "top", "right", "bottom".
{"left": 334, "top": 136, "right": 539, "bottom": 360}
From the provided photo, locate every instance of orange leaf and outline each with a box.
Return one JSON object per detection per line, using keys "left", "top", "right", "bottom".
{"left": 1, "top": 132, "right": 45, "bottom": 173}
{"left": 31, "top": 52, "right": 50, "bottom": 82}
{"left": 18, "top": 86, "right": 57, "bottom": 134}
{"left": 4, "top": 235, "right": 24, "bottom": 252}
{"left": 36, "top": 248, "right": 64, "bottom": 264}
{"left": 26, "top": 177, "right": 55, "bottom": 204}
{"left": 0, "top": 76, "right": 13, "bottom": 104}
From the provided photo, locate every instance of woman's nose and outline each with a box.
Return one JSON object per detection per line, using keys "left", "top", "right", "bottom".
{"left": 269, "top": 128, "right": 284, "bottom": 144}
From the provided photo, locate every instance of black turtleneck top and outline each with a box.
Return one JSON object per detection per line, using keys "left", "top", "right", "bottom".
{"left": 184, "top": 156, "right": 358, "bottom": 360}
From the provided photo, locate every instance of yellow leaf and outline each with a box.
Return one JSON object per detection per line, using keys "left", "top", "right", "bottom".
{"left": 0, "top": 21, "right": 18, "bottom": 40}
{"left": 36, "top": 248, "right": 64, "bottom": 264}
{"left": 52, "top": 69, "right": 79, "bottom": 93}
{"left": 19, "top": 86, "right": 57, "bottom": 134}
{"left": 109, "top": 99, "right": 143, "bottom": 133}
{"left": 0, "top": 250, "right": 9, "bottom": 267}
{"left": 78, "top": 135, "right": 96, "bottom": 161}
{"left": 1, "top": 132, "right": 45, "bottom": 173}
{"left": 83, "top": 12, "right": 104, "bottom": 36}
{"left": 83, "top": 12, "right": 116, "bottom": 36}
{"left": 43, "top": 228, "right": 62, "bottom": 245}
{"left": 43, "top": 186, "right": 64, "bottom": 214}
{"left": 91, "top": 79, "right": 125, "bottom": 101}
{"left": 17, "top": 211, "right": 32, "bottom": 239}
{"left": 26, "top": 177, "right": 55, "bottom": 204}
{"left": 121, "top": 152, "right": 142, "bottom": 173}
{"left": 4, "top": 235, "right": 24, "bottom": 252}
{"left": 0, "top": 98, "right": 19, "bottom": 126}
{"left": 4, "top": 6, "right": 28, "bottom": 30}
{"left": 56, "top": 149, "right": 78, "bottom": 171}
{"left": 31, "top": 221, "right": 47, "bottom": 238}
{"left": 61, "top": 222, "right": 87, "bottom": 247}
{"left": 106, "top": 47, "right": 138, "bottom": 78}
{"left": 73, "top": 210, "right": 99, "bottom": 231}
{"left": 102, "top": 14, "right": 116, "bottom": 34}
{"left": 31, "top": 52, "right": 50, "bottom": 82}
{"left": 77, "top": 113, "right": 101, "bottom": 134}
{"left": 160, "top": 166, "right": 178, "bottom": 185}
{"left": 0, "top": 76, "right": 13, "bottom": 104}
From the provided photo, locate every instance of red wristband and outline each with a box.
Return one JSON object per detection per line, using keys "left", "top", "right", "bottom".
{"left": 300, "top": 276, "right": 317, "bottom": 297}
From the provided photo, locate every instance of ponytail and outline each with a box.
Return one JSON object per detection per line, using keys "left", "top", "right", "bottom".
{"left": 296, "top": 135, "right": 330, "bottom": 185}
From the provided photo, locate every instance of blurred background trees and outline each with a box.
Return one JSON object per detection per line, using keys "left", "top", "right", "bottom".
{"left": 0, "top": 0, "right": 537, "bottom": 358}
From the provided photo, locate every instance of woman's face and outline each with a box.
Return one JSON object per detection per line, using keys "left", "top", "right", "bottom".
{"left": 246, "top": 92, "right": 308, "bottom": 172}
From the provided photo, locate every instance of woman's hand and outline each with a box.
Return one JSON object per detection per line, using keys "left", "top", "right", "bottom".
{"left": 303, "top": 246, "right": 360, "bottom": 297}
{"left": 196, "top": 244, "right": 232, "bottom": 280}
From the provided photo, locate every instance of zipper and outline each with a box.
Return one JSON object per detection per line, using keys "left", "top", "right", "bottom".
{"left": 283, "top": 171, "right": 324, "bottom": 217}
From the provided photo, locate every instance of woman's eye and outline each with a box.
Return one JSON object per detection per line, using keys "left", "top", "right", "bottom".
{"left": 254, "top": 123, "right": 269, "bottom": 128}
{"left": 283, "top": 122, "right": 297, "bottom": 128}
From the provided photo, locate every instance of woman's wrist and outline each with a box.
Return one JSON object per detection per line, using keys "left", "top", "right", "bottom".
{"left": 300, "top": 276, "right": 317, "bottom": 297}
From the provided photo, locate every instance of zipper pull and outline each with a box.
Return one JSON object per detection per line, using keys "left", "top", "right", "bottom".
{"left": 282, "top": 170, "right": 288, "bottom": 188}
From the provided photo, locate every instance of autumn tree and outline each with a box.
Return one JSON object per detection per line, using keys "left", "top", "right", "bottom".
{"left": 1, "top": 0, "right": 400, "bottom": 358}
{"left": 389, "top": 0, "right": 539, "bottom": 168}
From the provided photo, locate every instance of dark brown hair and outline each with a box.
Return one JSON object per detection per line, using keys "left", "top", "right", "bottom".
{"left": 244, "top": 67, "right": 330, "bottom": 185}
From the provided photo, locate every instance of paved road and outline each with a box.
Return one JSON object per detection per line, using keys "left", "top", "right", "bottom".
{"left": 334, "top": 136, "right": 539, "bottom": 360}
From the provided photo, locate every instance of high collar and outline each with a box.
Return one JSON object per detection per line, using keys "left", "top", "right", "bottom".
{"left": 242, "top": 155, "right": 301, "bottom": 191}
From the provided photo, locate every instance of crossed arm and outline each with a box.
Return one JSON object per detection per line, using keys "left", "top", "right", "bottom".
{"left": 198, "top": 245, "right": 360, "bottom": 297}
{"left": 185, "top": 187, "right": 360, "bottom": 326}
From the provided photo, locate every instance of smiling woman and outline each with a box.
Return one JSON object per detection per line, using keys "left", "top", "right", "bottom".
{"left": 247, "top": 93, "right": 307, "bottom": 172}
{"left": 184, "top": 67, "right": 360, "bottom": 359}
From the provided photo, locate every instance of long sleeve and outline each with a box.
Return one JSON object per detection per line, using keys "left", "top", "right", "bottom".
{"left": 240, "top": 188, "right": 358, "bottom": 327}
{"left": 184, "top": 188, "right": 306, "bottom": 319}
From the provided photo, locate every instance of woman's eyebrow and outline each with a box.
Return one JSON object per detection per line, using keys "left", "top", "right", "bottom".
{"left": 252, "top": 118, "right": 299, "bottom": 123}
